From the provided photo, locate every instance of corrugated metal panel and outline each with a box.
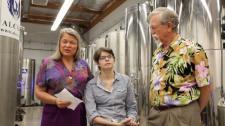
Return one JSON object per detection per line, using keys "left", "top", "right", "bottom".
{"left": 79, "top": 0, "right": 111, "bottom": 10}
{"left": 32, "top": 0, "right": 48, "bottom": 6}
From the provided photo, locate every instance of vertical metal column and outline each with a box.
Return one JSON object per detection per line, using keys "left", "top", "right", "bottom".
{"left": 125, "top": 1, "right": 155, "bottom": 125}
{"left": 0, "top": 0, "right": 21, "bottom": 125}
{"left": 0, "top": 35, "right": 20, "bottom": 126}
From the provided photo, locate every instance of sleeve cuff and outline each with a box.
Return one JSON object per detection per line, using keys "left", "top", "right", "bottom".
{"left": 88, "top": 112, "right": 100, "bottom": 123}
{"left": 128, "top": 115, "right": 137, "bottom": 120}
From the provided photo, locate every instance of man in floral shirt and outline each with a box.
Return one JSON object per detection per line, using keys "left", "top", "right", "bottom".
{"left": 148, "top": 7, "right": 211, "bottom": 126}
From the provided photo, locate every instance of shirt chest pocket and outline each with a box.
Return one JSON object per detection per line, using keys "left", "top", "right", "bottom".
{"left": 94, "top": 91, "right": 110, "bottom": 104}
{"left": 114, "top": 88, "right": 127, "bottom": 100}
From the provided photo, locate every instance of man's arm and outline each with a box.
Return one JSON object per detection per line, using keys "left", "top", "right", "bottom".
{"left": 198, "top": 84, "right": 212, "bottom": 112}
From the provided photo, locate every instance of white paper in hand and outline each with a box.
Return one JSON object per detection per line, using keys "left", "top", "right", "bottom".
{"left": 55, "top": 88, "right": 83, "bottom": 110}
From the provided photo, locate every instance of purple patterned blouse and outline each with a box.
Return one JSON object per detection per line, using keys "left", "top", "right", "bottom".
{"left": 36, "top": 57, "right": 93, "bottom": 98}
{"left": 36, "top": 57, "right": 93, "bottom": 126}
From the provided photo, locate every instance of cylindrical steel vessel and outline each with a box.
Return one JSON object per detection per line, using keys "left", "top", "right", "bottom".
{"left": 20, "top": 59, "right": 35, "bottom": 106}
{"left": 125, "top": 1, "right": 155, "bottom": 125}
{"left": 107, "top": 30, "right": 126, "bottom": 74}
{"left": 16, "top": 27, "right": 25, "bottom": 106}
{"left": 88, "top": 36, "right": 106, "bottom": 74}
{"left": 218, "top": 97, "right": 225, "bottom": 126}
{"left": 0, "top": 36, "right": 20, "bottom": 126}
{"left": 0, "top": 0, "right": 21, "bottom": 124}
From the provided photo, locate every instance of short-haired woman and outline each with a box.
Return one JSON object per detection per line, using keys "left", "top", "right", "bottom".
{"left": 85, "top": 47, "right": 138, "bottom": 126}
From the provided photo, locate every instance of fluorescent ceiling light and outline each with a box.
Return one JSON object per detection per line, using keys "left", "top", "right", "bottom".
{"left": 51, "top": 0, "right": 74, "bottom": 31}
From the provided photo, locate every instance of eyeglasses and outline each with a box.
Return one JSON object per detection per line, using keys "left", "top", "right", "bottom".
{"left": 99, "top": 55, "right": 113, "bottom": 60}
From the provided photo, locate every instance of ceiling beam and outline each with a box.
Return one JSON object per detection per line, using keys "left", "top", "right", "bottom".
{"left": 21, "top": 0, "right": 126, "bottom": 34}
{"left": 87, "top": 0, "right": 126, "bottom": 32}
{"left": 22, "top": 13, "right": 90, "bottom": 26}
{"left": 22, "top": 18, "right": 53, "bottom": 25}
{"left": 30, "top": 2, "right": 102, "bottom": 14}
{"left": 22, "top": 17, "right": 89, "bottom": 29}
{"left": 71, "top": 5, "right": 102, "bottom": 14}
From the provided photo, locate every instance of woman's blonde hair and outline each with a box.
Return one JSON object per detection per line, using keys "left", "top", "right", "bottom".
{"left": 50, "top": 28, "right": 81, "bottom": 61}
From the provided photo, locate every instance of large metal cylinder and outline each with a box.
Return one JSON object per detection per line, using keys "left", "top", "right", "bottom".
{"left": 218, "top": 97, "right": 225, "bottom": 126}
{"left": 125, "top": 1, "right": 154, "bottom": 125}
{"left": 16, "top": 27, "right": 24, "bottom": 106}
{"left": 106, "top": 30, "right": 126, "bottom": 74}
{"left": 0, "top": 0, "right": 21, "bottom": 124}
{"left": 20, "top": 59, "right": 35, "bottom": 106}
{"left": 0, "top": 36, "right": 19, "bottom": 125}
{"left": 88, "top": 36, "right": 106, "bottom": 74}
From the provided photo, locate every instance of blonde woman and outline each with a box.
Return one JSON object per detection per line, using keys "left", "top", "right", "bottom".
{"left": 35, "top": 28, "right": 93, "bottom": 126}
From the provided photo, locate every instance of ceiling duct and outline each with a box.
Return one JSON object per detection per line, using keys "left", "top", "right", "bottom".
{"left": 32, "top": 0, "right": 48, "bottom": 6}
{"left": 22, "top": 0, "right": 30, "bottom": 17}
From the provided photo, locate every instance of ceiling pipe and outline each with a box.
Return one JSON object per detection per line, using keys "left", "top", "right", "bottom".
{"left": 22, "top": 0, "right": 31, "bottom": 18}
{"left": 31, "top": 0, "right": 48, "bottom": 6}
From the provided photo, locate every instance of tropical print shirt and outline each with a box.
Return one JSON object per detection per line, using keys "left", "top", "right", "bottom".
{"left": 36, "top": 57, "right": 93, "bottom": 99}
{"left": 150, "top": 35, "right": 210, "bottom": 106}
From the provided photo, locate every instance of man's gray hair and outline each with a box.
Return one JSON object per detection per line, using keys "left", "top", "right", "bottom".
{"left": 148, "top": 7, "right": 179, "bottom": 32}
{"left": 50, "top": 28, "right": 81, "bottom": 61}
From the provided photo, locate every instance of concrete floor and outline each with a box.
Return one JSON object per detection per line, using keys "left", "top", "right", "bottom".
{"left": 15, "top": 107, "right": 42, "bottom": 126}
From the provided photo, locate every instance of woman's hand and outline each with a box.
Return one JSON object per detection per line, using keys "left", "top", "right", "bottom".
{"left": 126, "top": 118, "right": 139, "bottom": 126}
{"left": 117, "top": 118, "right": 131, "bottom": 126}
{"left": 55, "top": 98, "right": 71, "bottom": 108}
{"left": 118, "top": 117, "right": 139, "bottom": 126}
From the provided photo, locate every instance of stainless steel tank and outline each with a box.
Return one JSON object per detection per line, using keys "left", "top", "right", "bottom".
{"left": 16, "top": 26, "right": 25, "bottom": 106}
{"left": 87, "top": 44, "right": 96, "bottom": 73}
{"left": 88, "top": 36, "right": 106, "bottom": 74}
{"left": 125, "top": 1, "right": 155, "bottom": 125}
{"left": 218, "top": 97, "right": 225, "bottom": 126}
{"left": 0, "top": 35, "right": 21, "bottom": 125}
{"left": 219, "top": 1, "right": 225, "bottom": 126}
{"left": 80, "top": 47, "right": 87, "bottom": 60}
{"left": 20, "top": 59, "right": 35, "bottom": 106}
{"left": 107, "top": 30, "right": 126, "bottom": 74}
{"left": 0, "top": 0, "right": 21, "bottom": 124}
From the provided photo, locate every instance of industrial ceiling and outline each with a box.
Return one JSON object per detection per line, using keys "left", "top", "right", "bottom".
{"left": 21, "top": 0, "right": 126, "bottom": 34}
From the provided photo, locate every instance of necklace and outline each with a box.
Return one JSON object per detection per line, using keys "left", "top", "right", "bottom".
{"left": 68, "top": 76, "right": 73, "bottom": 80}
{"left": 61, "top": 59, "right": 75, "bottom": 85}
{"left": 66, "top": 76, "right": 73, "bottom": 85}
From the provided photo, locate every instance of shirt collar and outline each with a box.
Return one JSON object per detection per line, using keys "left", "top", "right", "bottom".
{"left": 95, "top": 71, "right": 120, "bottom": 92}
{"left": 95, "top": 71, "right": 121, "bottom": 81}
{"left": 158, "top": 34, "right": 181, "bottom": 51}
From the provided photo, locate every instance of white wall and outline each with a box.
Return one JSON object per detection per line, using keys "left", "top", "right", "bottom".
{"left": 23, "top": 41, "right": 55, "bottom": 104}
{"left": 23, "top": 43, "right": 55, "bottom": 77}
{"left": 22, "top": 22, "right": 58, "bottom": 78}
